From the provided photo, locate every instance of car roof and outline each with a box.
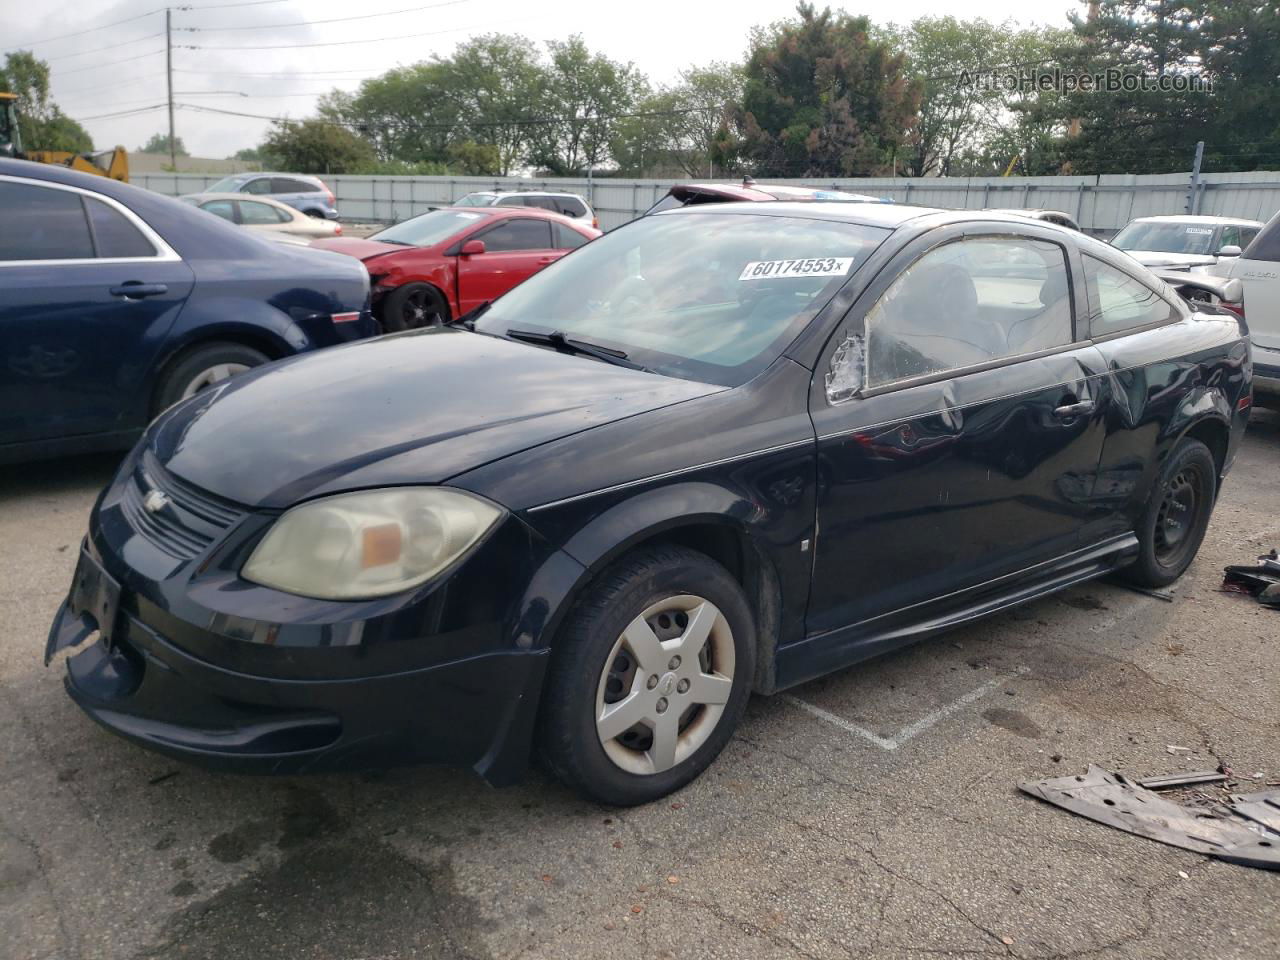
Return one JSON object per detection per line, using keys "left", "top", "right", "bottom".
{"left": 1129, "top": 214, "right": 1264, "bottom": 227}
{"left": 466, "top": 190, "right": 589, "bottom": 201}
{"left": 655, "top": 199, "right": 941, "bottom": 229}
{"left": 184, "top": 191, "right": 297, "bottom": 209}
{"left": 455, "top": 204, "right": 584, "bottom": 222}
{"left": 232, "top": 172, "right": 323, "bottom": 181}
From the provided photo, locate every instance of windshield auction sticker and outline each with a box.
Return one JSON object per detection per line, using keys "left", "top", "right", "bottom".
{"left": 739, "top": 257, "right": 853, "bottom": 280}
{"left": 1185, "top": 227, "right": 1213, "bottom": 235}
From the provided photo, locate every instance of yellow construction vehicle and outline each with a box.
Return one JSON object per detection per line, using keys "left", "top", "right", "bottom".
{"left": 1, "top": 91, "right": 129, "bottom": 181}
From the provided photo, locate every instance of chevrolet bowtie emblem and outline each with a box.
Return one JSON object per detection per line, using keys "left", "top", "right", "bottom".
{"left": 143, "top": 489, "right": 171, "bottom": 513}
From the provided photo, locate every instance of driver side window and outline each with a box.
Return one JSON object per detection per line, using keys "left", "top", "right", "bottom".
{"left": 862, "top": 237, "right": 1074, "bottom": 390}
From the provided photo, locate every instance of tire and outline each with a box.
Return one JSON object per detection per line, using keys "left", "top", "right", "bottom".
{"left": 1121, "top": 438, "right": 1217, "bottom": 587}
{"left": 380, "top": 283, "right": 449, "bottom": 332}
{"left": 540, "top": 544, "right": 756, "bottom": 806}
{"left": 152, "top": 341, "right": 269, "bottom": 417}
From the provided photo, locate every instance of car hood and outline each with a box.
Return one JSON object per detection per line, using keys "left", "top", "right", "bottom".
{"left": 309, "top": 237, "right": 409, "bottom": 261}
{"left": 1123, "top": 250, "right": 1218, "bottom": 269}
{"left": 150, "top": 329, "right": 721, "bottom": 508}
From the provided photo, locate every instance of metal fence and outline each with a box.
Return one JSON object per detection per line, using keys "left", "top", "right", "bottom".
{"left": 134, "top": 170, "right": 1280, "bottom": 235}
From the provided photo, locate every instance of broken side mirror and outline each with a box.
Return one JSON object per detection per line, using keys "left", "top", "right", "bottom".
{"left": 825, "top": 332, "right": 865, "bottom": 403}
{"left": 460, "top": 239, "right": 486, "bottom": 256}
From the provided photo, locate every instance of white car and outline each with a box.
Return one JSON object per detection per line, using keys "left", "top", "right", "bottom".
{"left": 1111, "top": 214, "right": 1263, "bottom": 272}
{"left": 180, "top": 192, "right": 342, "bottom": 239}
{"left": 1226, "top": 211, "right": 1280, "bottom": 402}
{"left": 452, "top": 190, "right": 597, "bottom": 229}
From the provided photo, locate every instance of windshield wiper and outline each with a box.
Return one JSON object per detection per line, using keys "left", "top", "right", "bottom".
{"left": 505, "top": 327, "right": 648, "bottom": 371}
{"left": 448, "top": 300, "right": 491, "bottom": 330}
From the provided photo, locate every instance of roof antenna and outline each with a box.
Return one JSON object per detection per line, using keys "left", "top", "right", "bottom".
{"left": 742, "top": 175, "right": 756, "bottom": 187}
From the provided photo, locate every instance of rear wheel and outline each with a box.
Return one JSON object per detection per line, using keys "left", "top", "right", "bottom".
{"left": 541, "top": 545, "right": 755, "bottom": 806}
{"left": 1122, "top": 438, "right": 1216, "bottom": 587}
{"left": 380, "top": 283, "right": 449, "bottom": 332}
{"left": 152, "top": 341, "right": 268, "bottom": 417}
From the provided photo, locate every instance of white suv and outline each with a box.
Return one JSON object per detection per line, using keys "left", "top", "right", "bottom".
{"left": 453, "top": 190, "right": 597, "bottom": 229}
{"left": 1227, "top": 211, "right": 1280, "bottom": 402}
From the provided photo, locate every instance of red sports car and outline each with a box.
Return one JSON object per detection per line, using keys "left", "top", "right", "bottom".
{"left": 312, "top": 207, "right": 600, "bottom": 330}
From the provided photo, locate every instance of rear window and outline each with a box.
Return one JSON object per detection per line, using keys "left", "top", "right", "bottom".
{"left": 271, "top": 177, "right": 317, "bottom": 193}
{"left": 86, "top": 197, "right": 155, "bottom": 257}
{"left": 455, "top": 192, "right": 498, "bottom": 207}
{"left": 644, "top": 193, "right": 686, "bottom": 215}
{"left": 557, "top": 197, "right": 588, "bottom": 217}
{"left": 370, "top": 209, "right": 491, "bottom": 247}
{"left": 1243, "top": 216, "right": 1280, "bottom": 263}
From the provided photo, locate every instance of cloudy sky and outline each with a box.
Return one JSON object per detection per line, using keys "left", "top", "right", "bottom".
{"left": 2, "top": 0, "right": 1083, "bottom": 158}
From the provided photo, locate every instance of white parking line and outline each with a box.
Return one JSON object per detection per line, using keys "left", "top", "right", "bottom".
{"left": 783, "top": 667, "right": 1029, "bottom": 752}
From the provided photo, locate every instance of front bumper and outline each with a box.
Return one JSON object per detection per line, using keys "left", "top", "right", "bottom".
{"left": 48, "top": 596, "right": 547, "bottom": 778}
{"left": 45, "top": 446, "right": 582, "bottom": 783}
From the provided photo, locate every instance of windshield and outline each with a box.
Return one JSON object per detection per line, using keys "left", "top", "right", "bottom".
{"left": 370, "top": 209, "right": 490, "bottom": 246}
{"left": 475, "top": 212, "right": 890, "bottom": 386}
{"left": 208, "top": 175, "right": 248, "bottom": 193}
{"left": 455, "top": 192, "right": 498, "bottom": 207}
{"left": 1112, "top": 221, "right": 1218, "bottom": 255}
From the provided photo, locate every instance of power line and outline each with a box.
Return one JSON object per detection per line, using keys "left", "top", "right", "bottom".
{"left": 54, "top": 48, "right": 167, "bottom": 77}
{"left": 174, "top": 68, "right": 383, "bottom": 77}
{"left": 3, "top": 9, "right": 161, "bottom": 50}
{"left": 177, "top": 0, "right": 468, "bottom": 32}
{"left": 184, "top": 19, "right": 508, "bottom": 50}
{"left": 42, "top": 32, "right": 167, "bottom": 63}
{"left": 74, "top": 103, "right": 168, "bottom": 122}
{"left": 56, "top": 72, "right": 169, "bottom": 97}
{"left": 177, "top": 102, "right": 704, "bottom": 129}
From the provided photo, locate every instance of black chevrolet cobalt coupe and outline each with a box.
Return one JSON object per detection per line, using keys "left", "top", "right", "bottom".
{"left": 48, "top": 202, "right": 1251, "bottom": 805}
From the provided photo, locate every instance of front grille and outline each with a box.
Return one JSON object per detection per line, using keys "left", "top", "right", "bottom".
{"left": 119, "top": 451, "right": 247, "bottom": 560}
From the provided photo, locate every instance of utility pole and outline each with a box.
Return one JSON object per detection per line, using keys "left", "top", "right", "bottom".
{"left": 1186, "top": 140, "right": 1204, "bottom": 214}
{"left": 166, "top": 8, "right": 176, "bottom": 170}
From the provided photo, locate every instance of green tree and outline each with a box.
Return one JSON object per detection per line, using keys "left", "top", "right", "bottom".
{"left": 319, "top": 63, "right": 465, "bottom": 166}
{"left": 0, "top": 50, "right": 92, "bottom": 152}
{"left": 726, "top": 4, "right": 920, "bottom": 177}
{"left": 616, "top": 63, "right": 744, "bottom": 177}
{"left": 443, "top": 34, "right": 545, "bottom": 175}
{"left": 527, "top": 36, "right": 648, "bottom": 175}
{"left": 139, "top": 132, "right": 187, "bottom": 156}
{"left": 1052, "top": 1, "right": 1232, "bottom": 174}
{"left": 261, "top": 119, "right": 375, "bottom": 174}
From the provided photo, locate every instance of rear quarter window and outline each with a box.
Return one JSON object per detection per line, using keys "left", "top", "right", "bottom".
{"left": 86, "top": 198, "right": 155, "bottom": 257}
{"left": 557, "top": 197, "right": 588, "bottom": 217}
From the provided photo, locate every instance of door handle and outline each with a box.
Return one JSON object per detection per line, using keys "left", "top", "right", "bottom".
{"left": 1053, "top": 400, "right": 1095, "bottom": 419}
{"left": 109, "top": 282, "right": 168, "bottom": 299}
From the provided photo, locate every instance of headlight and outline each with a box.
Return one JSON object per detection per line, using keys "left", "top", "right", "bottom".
{"left": 242, "top": 487, "right": 502, "bottom": 600}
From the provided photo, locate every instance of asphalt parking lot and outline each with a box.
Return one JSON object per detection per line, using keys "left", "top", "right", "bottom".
{"left": 2, "top": 412, "right": 1278, "bottom": 960}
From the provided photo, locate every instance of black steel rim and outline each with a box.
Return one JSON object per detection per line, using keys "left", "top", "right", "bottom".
{"left": 1154, "top": 468, "right": 1200, "bottom": 563}
{"left": 402, "top": 290, "right": 440, "bottom": 328}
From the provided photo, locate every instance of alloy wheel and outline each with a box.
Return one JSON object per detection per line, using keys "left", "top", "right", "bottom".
{"left": 594, "top": 594, "right": 735, "bottom": 775}
{"left": 180, "top": 362, "right": 250, "bottom": 399}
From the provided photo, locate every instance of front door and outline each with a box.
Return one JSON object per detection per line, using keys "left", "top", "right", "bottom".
{"left": 0, "top": 177, "right": 194, "bottom": 446}
{"left": 804, "top": 228, "right": 1109, "bottom": 644}
{"left": 455, "top": 217, "right": 560, "bottom": 315}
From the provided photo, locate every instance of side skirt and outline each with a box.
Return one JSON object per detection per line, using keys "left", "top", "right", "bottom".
{"left": 775, "top": 534, "right": 1140, "bottom": 691}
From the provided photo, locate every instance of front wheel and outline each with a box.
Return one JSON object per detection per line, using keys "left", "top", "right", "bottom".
{"left": 380, "top": 283, "right": 448, "bottom": 332}
{"left": 540, "top": 545, "right": 756, "bottom": 806}
{"left": 1122, "top": 438, "right": 1217, "bottom": 587}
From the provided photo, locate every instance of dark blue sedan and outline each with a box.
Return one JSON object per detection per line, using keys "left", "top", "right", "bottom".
{"left": 0, "top": 159, "right": 376, "bottom": 464}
